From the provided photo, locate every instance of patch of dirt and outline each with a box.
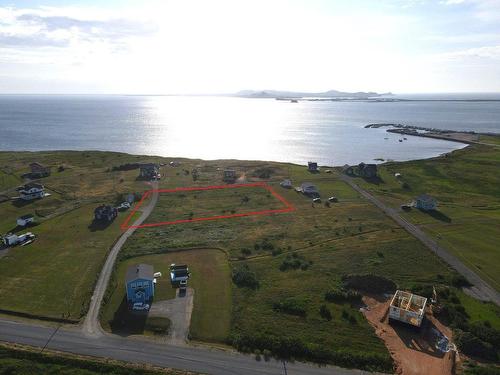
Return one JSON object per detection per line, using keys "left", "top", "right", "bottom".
{"left": 362, "top": 295, "right": 455, "bottom": 375}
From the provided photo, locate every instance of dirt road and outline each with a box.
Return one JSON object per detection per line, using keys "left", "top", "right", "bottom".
{"left": 82, "top": 181, "right": 159, "bottom": 336}
{"left": 340, "top": 174, "right": 500, "bottom": 306}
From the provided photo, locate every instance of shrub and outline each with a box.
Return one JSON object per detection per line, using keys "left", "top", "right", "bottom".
{"left": 342, "top": 274, "right": 396, "bottom": 294}
{"left": 451, "top": 275, "right": 472, "bottom": 288}
{"left": 319, "top": 305, "right": 332, "bottom": 321}
{"left": 455, "top": 330, "right": 498, "bottom": 361}
{"left": 325, "top": 288, "right": 361, "bottom": 304}
{"left": 279, "top": 254, "right": 311, "bottom": 271}
{"left": 273, "top": 298, "right": 307, "bottom": 317}
{"left": 241, "top": 248, "right": 252, "bottom": 256}
{"left": 232, "top": 265, "right": 259, "bottom": 289}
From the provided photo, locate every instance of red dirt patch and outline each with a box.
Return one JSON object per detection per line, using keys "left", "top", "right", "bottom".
{"left": 362, "top": 295, "right": 455, "bottom": 375}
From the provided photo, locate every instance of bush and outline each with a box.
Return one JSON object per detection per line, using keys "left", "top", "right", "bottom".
{"left": 228, "top": 333, "right": 393, "bottom": 372}
{"left": 342, "top": 274, "right": 396, "bottom": 294}
{"left": 232, "top": 265, "right": 259, "bottom": 289}
{"left": 451, "top": 275, "right": 472, "bottom": 288}
{"left": 273, "top": 298, "right": 307, "bottom": 317}
{"left": 455, "top": 330, "right": 498, "bottom": 361}
{"left": 241, "top": 248, "right": 252, "bottom": 256}
{"left": 319, "top": 305, "right": 332, "bottom": 321}
{"left": 325, "top": 288, "right": 361, "bottom": 304}
{"left": 279, "top": 254, "right": 312, "bottom": 271}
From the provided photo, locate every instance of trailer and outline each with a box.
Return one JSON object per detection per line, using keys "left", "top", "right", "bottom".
{"left": 389, "top": 290, "right": 427, "bottom": 327}
{"left": 3, "top": 232, "right": 36, "bottom": 247}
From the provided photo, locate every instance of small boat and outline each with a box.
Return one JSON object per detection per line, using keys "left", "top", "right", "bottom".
{"left": 403, "top": 137, "right": 407, "bottom": 140}
{"left": 290, "top": 99, "right": 298, "bottom": 103}
{"left": 399, "top": 139, "right": 403, "bottom": 142}
{"left": 384, "top": 137, "right": 389, "bottom": 140}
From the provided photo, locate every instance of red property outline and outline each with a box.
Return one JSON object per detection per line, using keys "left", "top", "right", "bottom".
{"left": 121, "top": 182, "right": 295, "bottom": 230}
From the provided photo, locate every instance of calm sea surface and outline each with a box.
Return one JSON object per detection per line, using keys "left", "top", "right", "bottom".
{"left": 1, "top": 95, "right": 499, "bottom": 166}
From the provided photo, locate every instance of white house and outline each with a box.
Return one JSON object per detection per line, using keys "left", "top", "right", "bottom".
{"left": 389, "top": 290, "right": 427, "bottom": 327}
{"left": 17, "top": 214, "right": 35, "bottom": 227}
{"left": 415, "top": 194, "right": 437, "bottom": 211}
{"left": 17, "top": 183, "right": 45, "bottom": 201}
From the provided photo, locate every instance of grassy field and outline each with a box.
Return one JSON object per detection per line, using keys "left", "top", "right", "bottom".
{"left": 351, "top": 144, "right": 500, "bottom": 291}
{"left": 0, "top": 151, "right": 161, "bottom": 320}
{"left": 145, "top": 185, "right": 287, "bottom": 225}
{"left": 101, "top": 249, "right": 231, "bottom": 342}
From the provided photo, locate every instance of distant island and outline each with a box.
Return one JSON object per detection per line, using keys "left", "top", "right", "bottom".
{"left": 232, "top": 89, "right": 393, "bottom": 100}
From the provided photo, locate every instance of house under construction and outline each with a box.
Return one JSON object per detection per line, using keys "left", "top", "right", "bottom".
{"left": 389, "top": 290, "right": 427, "bottom": 327}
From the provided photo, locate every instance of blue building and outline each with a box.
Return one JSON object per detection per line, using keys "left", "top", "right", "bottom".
{"left": 125, "top": 264, "right": 155, "bottom": 306}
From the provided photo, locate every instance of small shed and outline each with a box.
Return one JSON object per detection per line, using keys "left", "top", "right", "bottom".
{"left": 17, "top": 214, "right": 35, "bottom": 227}
{"left": 415, "top": 194, "right": 437, "bottom": 211}
{"left": 170, "top": 264, "right": 190, "bottom": 284}
{"left": 307, "top": 162, "right": 318, "bottom": 172}
{"left": 125, "top": 264, "right": 155, "bottom": 305}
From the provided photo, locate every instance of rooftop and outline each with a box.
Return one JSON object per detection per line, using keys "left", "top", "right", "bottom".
{"left": 126, "top": 264, "right": 154, "bottom": 282}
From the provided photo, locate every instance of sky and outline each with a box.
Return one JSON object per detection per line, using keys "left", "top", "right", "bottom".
{"left": 0, "top": 0, "right": 500, "bottom": 94}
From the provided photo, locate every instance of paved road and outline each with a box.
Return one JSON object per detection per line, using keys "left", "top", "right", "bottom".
{"left": 0, "top": 319, "right": 378, "bottom": 375}
{"left": 82, "top": 181, "right": 159, "bottom": 336}
{"left": 340, "top": 175, "right": 500, "bottom": 306}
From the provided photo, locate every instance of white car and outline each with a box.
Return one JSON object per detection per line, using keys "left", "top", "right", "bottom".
{"left": 118, "top": 202, "right": 131, "bottom": 210}
{"left": 132, "top": 302, "right": 150, "bottom": 311}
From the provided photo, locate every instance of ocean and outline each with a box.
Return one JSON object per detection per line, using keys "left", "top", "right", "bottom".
{"left": 1, "top": 95, "right": 499, "bottom": 166}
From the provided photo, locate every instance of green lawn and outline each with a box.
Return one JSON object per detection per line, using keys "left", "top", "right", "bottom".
{"left": 101, "top": 249, "right": 231, "bottom": 342}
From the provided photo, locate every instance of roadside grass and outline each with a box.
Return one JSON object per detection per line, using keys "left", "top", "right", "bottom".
{"left": 101, "top": 249, "right": 231, "bottom": 342}
{"left": 351, "top": 144, "right": 500, "bottom": 291}
{"left": 456, "top": 291, "right": 500, "bottom": 330}
{"left": 0, "top": 343, "right": 195, "bottom": 375}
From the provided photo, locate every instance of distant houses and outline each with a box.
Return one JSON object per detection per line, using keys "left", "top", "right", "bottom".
{"left": 17, "top": 183, "right": 45, "bottom": 201}
{"left": 357, "top": 163, "right": 378, "bottom": 178}
{"left": 301, "top": 182, "right": 319, "bottom": 197}
{"left": 139, "top": 163, "right": 160, "bottom": 180}
{"left": 415, "top": 194, "right": 437, "bottom": 211}
{"left": 125, "top": 264, "right": 155, "bottom": 307}
{"left": 94, "top": 205, "right": 118, "bottom": 222}
{"left": 29, "top": 162, "right": 51, "bottom": 178}
{"left": 343, "top": 162, "right": 378, "bottom": 178}
{"left": 223, "top": 169, "right": 237, "bottom": 183}
{"left": 307, "top": 162, "right": 318, "bottom": 172}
